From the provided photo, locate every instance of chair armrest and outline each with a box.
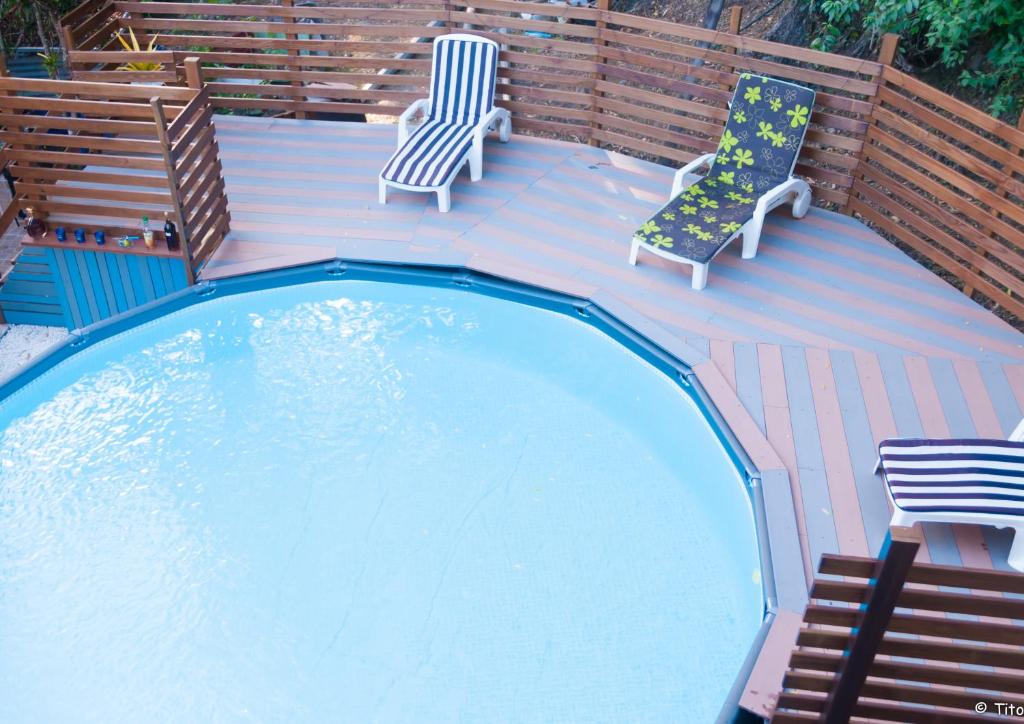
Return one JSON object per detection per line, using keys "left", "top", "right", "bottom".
{"left": 754, "top": 177, "right": 807, "bottom": 217}
{"left": 398, "top": 98, "right": 430, "bottom": 145}
{"left": 473, "top": 107, "right": 507, "bottom": 146}
{"left": 670, "top": 153, "right": 716, "bottom": 198}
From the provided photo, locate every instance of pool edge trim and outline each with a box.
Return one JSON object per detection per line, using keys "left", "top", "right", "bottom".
{"left": 0, "top": 258, "right": 803, "bottom": 723}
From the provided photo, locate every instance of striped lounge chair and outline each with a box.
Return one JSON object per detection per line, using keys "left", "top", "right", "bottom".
{"left": 628, "top": 74, "right": 816, "bottom": 289}
{"left": 379, "top": 33, "right": 511, "bottom": 213}
{"left": 876, "top": 419, "right": 1024, "bottom": 571}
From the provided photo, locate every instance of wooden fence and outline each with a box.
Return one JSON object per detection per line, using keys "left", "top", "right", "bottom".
{"left": 848, "top": 66, "right": 1024, "bottom": 321}
{"left": 772, "top": 527, "right": 1024, "bottom": 722}
{"left": 0, "top": 67, "right": 229, "bottom": 283}
{"left": 52, "top": 0, "right": 1024, "bottom": 321}
{"left": 62, "top": 0, "right": 883, "bottom": 206}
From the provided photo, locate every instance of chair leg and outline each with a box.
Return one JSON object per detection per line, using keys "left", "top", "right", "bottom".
{"left": 469, "top": 141, "right": 483, "bottom": 182}
{"left": 628, "top": 238, "right": 640, "bottom": 266}
{"left": 741, "top": 213, "right": 765, "bottom": 259}
{"left": 889, "top": 509, "right": 914, "bottom": 528}
{"left": 691, "top": 263, "right": 709, "bottom": 290}
{"left": 437, "top": 186, "right": 451, "bottom": 213}
{"left": 498, "top": 111, "right": 511, "bottom": 143}
{"left": 1009, "top": 528, "right": 1024, "bottom": 572}
{"left": 378, "top": 178, "right": 387, "bottom": 205}
{"left": 792, "top": 183, "right": 812, "bottom": 219}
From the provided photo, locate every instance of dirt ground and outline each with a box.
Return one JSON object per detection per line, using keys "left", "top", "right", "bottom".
{"left": 612, "top": 0, "right": 802, "bottom": 40}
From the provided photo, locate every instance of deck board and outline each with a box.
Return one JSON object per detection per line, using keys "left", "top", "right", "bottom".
{"left": 205, "top": 115, "right": 1024, "bottom": 586}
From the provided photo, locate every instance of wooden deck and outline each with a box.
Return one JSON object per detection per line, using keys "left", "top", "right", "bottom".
{"left": 206, "top": 115, "right": 1024, "bottom": 606}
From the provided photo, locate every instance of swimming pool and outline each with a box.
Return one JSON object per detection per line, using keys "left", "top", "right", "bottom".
{"left": 0, "top": 276, "right": 763, "bottom": 722}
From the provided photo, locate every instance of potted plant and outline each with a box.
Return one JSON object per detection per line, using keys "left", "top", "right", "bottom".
{"left": 35, "top": 51, "right": 62, "bottom": 79}
{"left": 115, "top": 27, "right": 164, "bottom": 83}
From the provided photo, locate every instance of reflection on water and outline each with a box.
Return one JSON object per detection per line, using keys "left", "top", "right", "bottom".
{"left": 0, "top": 281, "right": 762, "bottom": 723}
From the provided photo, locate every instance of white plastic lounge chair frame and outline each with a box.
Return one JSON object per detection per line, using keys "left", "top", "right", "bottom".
{"left": 628, "top": 75, "right": 815, "bottom": 290}
{"left": 875, "top": 418, "right": 1024, "bottom": 571}
{"left": 378, "top": 34, "right": 511, "bottom": 213}
{"left": 629, "top": 154, "right": 811, "bottom": 290}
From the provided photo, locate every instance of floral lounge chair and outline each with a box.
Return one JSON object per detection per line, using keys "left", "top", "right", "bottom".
{"left": 628, "top": 74, "right": 816, "bottom": 289}
{"left": 379, "top": 33, "right": 511, "bottom": 213}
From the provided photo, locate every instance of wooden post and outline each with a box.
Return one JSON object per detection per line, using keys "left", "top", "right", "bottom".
{"left": 721, "top": 6, "right": 743, "bottom": 87}
{"left": 0, "top": 54, "right": 16, "bottom": 323}
{"left": 842, "top": 33, "right": 899, "bottom": 213}
{"left": 183, "top": 56, "right": 202, "bottom": 90}
{"left": 0, "top": 52, "right": 18, "bottom": 231}
{"left": 821, "top": 526, "right": 921, "bottom": 722}
{"left": 588, "top": 0, "right": 609, "bottom": 147}
{"left": 279, "top": 0, "right": 306, "bottom": 120}
{"left": 150, "top": 97, "right": 195, "bottom": 285}
{"left": 876, "top": 33, "right": 900, "bottom": 67}
{"left": 728, "top": 5, "right": 743, "bottom": 33}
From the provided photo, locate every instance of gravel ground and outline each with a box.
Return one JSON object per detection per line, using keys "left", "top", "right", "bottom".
{"left": 0, "top": 190, "right": 68, "bottom": 381}
{"left": 0, "top": 324, "right": 68, "bottom": 382}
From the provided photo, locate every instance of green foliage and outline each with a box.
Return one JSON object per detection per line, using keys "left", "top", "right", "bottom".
{"left": 807, "top": 0, "right": 1024, "bottom": 120}
{"left": 1, "top": 0, "right": 81, "bottom": 52}
{"left": 35, "top": 50, "right": 61, "bottom": 78}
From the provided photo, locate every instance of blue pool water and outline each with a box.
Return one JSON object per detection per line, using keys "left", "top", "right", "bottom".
{"left": 0, "top": 280, "right": 762, "bottom": 722}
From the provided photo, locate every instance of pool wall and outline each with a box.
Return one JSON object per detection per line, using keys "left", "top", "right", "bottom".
{"left": 0, "top": 258, "right": 792, "bottom": 723}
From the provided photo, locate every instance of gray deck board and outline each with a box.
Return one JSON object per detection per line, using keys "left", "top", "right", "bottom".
{"left": 205, "top": 115, "right": 1024, "bottom": 586}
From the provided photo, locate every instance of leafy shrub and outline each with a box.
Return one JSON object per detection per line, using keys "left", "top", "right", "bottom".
{"left": 807, "top": 0, "right": 1024, "bottom": 120}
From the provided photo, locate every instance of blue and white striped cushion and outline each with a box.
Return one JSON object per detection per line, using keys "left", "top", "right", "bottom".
{"left": 380, "top": 120, "right": 475, "bottom": 187}
{"left": 381, "top": 36, "right": 499, "bottom": 189}
{"left": 428, "top": 37, "right": 498, "bottom": 126}
{"left": 880, "top": 438, "right": 1024, "bottom": 516}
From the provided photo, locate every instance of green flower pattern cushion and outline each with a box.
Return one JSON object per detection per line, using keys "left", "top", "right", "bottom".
{"left": 634, "top": 74, "right": 816, "bottom": 264}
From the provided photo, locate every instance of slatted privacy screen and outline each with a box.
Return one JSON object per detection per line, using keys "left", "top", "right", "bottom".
{"left": 591, "top": 10, "right": 882, "bottom": 206}
{"left": 159, "top": 86, "right": 231, "bottom": 271}
{"left": 0, "top": 76, "right": 228, "bottom": 282}
{"left": 447, "top": 0, "right": 598, "bottom": 143}
{"left": 67, "top": 0, "right": 446, "bottom": 118}
{"left": 848, "top": 66, "right": 1024, "bottom": 320}
{"left": 773, "top": 546, "right": 1024, "bottom": 723}
{"left": 52, "top": 0, "right": 1024, "bottom": 325}
{"left": 63, "top": 0, "right": 887, "bottom": 206}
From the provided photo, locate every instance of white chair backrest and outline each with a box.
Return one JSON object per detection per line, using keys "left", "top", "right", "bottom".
{"left": 427, "top": 34, "right": 499, "bottom": 127}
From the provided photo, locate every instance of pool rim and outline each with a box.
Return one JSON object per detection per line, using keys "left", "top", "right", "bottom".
{"left": 0, "top": 259, "right": 782, "bottom": 723}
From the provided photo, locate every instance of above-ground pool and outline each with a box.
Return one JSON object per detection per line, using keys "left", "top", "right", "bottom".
{"left": 0, "top": 279, "right": 763, "bottom": 722}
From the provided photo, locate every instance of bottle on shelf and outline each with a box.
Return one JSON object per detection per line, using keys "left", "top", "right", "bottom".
{"left": 142, "top": 216, "right": 155, "bottom": 249}
{"left": 163, "top": 212, "right": 180, "bottom": 252}
{"left": 24, "top": 207, "right": 48, "bottom": 240}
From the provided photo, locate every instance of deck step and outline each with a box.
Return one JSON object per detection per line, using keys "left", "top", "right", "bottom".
{"left": 740, "top": 609, "right": 803, "bottom": 720}
{"left": 0, "top": 248, "right": 66, "bottom": 328}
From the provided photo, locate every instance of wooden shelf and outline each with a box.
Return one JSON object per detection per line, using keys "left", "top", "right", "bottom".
{"left": 20, "top": 231, "right": 185, "bottom": 259}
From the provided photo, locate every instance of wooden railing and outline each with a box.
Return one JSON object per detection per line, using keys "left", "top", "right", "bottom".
{"left": 63, "top": 0, "right": 883, "bottom": 207}
{"left": 159, "top": 59, "right": 231, "bottom": 275}
{"left": 0, "top": 68, "right": 229, "bottom": 283}
{"left": 847, "top": 66, "right": 1024, "bottom": 321}
{"left": 54, "top": 0, "right": 1024, "bottom": 322}
{"left": 772, "top": 527, "right": 1024, "bottom": 722}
